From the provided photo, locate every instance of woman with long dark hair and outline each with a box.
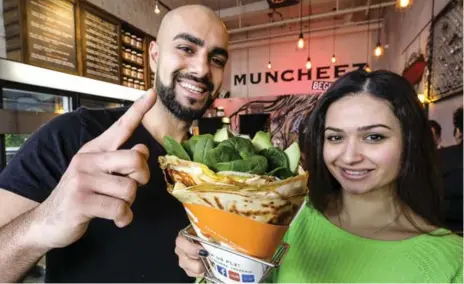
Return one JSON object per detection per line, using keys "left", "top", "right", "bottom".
{"left": 175, "top": 70, "right": 462, "bottom": 282}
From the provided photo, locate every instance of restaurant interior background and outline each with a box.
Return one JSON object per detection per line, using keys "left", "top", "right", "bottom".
{"left": 0, "top": 0, "right": 462, "bottom": 281}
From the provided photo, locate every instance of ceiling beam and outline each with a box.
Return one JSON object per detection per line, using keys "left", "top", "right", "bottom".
{"left": 228, "top": 1, "right": 395, "bottom": 34}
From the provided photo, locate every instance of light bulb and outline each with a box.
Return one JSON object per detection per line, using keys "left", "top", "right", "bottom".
{"left": 397, "top": 0, "right": 411, "bottom": 8}
{"left": 297, "top": 33, "right": 304, "bottom": 49}
{"left": 154, "top": 4, "right": 160, "bottom": 14}
{"left": 267, "top": 62, "right": 272, "bottom": 69}
{"left": 374, "top": 43, "right": 383, "bottom": 57}
{"left": 331, "top": 55, "right": 336, "bottom": 63}
{"left": 306, "top": 57, "right": 312, "bottom": 70}
{"left": 417, "top": 94, "right": 425, "bottom": 103}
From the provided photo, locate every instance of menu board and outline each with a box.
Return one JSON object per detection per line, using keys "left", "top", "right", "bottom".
{"left": 83, "top": 10, "right": 120, "bottom": 83}
{"left": 26, "top": 0, "right": 77, "bottom": 73}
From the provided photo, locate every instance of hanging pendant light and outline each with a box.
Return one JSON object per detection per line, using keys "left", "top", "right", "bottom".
{"left": 305, "top": 0, "right": 312, "bottom": 69}
{"left": 306, "top": 57, "right": 312, "bottom": 70}
{"left": 297, "top": 0, "right": 304, "bottom": 49}
{"left": 267, "top": 13, "right": 272, "bottom": 69}
{"left": 331, "top": 7, "right": 336, "bottom": 64}
{"left": 396, "top": 0, "right": 413, "bottom": 10}
{"left": 374, "top": 0, "right": 383, "bottom": 57}
{"left": 364, "top": 2, "right": 371, "bottom": 71}
{"left": 374, "top": 41, "right": 384, "bottom": 57}
{"left": 297, "top": 33, "right": 305, "bottom": 49}
{"left": 154, "top": 0, "right": 160, "bottom": 14}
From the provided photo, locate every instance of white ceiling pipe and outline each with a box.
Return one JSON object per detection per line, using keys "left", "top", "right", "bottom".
{"left": 230, "top": 19, "right": 382, "bottom": 45}
{"left": 229, "top": 21, "right": 382, "bottom": 50}
{"left": 228, "top": 1, "right": 395, "bottom": 35}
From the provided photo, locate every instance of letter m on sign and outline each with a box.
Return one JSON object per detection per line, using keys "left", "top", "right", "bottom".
{"left": 234, "top": 74, "right": 246, "bottom": 85}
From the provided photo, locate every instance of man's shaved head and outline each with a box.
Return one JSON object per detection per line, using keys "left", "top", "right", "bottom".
{"left": 149, "top": 5, "right": 229, "bottom": 121}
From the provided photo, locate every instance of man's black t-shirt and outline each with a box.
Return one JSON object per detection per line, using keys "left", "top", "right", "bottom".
{"left": 0, "top": 107, "right": 193, "bottom": 282}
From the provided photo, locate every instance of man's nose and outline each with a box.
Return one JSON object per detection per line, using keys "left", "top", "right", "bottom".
{"left": 188, "top": 54, "right": 210, "bottom": 79}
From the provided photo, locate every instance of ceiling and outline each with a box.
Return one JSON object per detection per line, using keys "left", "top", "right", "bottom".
{"left": 159, "top": 0, "right": 394, "bottom": 43}
{"left": 161, "top": 0, "right": 392, "bottom": 29}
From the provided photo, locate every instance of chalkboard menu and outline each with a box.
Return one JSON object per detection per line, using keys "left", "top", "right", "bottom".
{"left": 26, "top": 0, "right": 77, "bottom": 73}
{"left": 83, "top": 9, "right": 120, "bottom": 83}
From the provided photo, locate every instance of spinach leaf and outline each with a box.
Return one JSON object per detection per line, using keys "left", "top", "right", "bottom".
{"left": 267, "top": 167, "right": 294, "bottom": 180}
{"left": 216, "top": 155, "right": 268, "bottom": 175}
{"left": 163, "top": 136, "right": 191, "bottom": 161}
{"left": 193, "top": 136, "right": 214, "bottom": 164}
{"left": 204, "top": 145, "right": 241, "bottom": 170}
{"left": 219, "top": 137, "right": 255, "bottom": 156}
{"left": 260, "top": 147, "right": 289, "bottom": 171}
{"left": 182, "top": 140, "right": 192, "bottom": 159}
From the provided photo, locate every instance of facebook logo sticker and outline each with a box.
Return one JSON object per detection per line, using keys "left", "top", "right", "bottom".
{"left": 242, "top": 274, "right": 255, "bottom": 282}
{"left": 217, "top": 265, "right": 227, "bottom": 277}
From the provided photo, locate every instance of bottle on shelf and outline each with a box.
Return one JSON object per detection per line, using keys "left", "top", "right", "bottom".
{"left": 216, "top": 106, "right": 225, "bottom": 117}
{"left": 123, "top": 48, "right": 131, "bottom": 61}
{"left": 137, "top": 68, "right": 144, "bottom": 80}
{"left": 122, "top": 77, "right": 129, "bottom": 87}
{"left": 128, "top": 78, "right": 134, "bottom": 88}
{"left": 131, "top": 66, "right": 137, "bottom": 78}
{"left": 130, "top": 35, "right": 137, "bottom": 47}
{"left": 123, "top": 64, "right": 131, "bottom": 76}
{"left": 136, "top": 37, "right": 143, "bottom": 49}
{"left": 123, "top": 32, "right": 131, "bottom": 45}
{"left": 131, "top": 50, "right": 137, "bottom": 62}
{"left": 134, "top": 80, "right": 140, "bottom": 89}
{"left": 136, "top": 53, "right": 143, "bottom": 65}
{"left": 140, "top": 82, "right": 145, "bottom": 90}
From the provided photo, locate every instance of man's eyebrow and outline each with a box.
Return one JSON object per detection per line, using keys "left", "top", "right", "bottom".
{"left": 173, "top": 33, "right": 204, "bottom": 47}
{"left": 210, "top": 47, "right": 229, "bottom": 60}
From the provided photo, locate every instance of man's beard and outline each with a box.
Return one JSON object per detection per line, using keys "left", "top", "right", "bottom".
{"left": 156, "top": 71, "right": 215, "bottom": 122}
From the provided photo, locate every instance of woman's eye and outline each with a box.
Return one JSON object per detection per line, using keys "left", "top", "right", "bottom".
{"left": 365, "top": 134, "right": 385, "bottom": 141}
{"left": 326, "top": 135, "right": 342, "bottom": 142}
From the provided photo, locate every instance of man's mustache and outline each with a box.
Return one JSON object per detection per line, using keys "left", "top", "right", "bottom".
{"left": 174, "top": 72, "right": 214, "bottom": 92}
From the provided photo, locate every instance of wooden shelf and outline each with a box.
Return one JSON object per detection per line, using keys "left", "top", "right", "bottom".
{"left": 121, "top": 40, "right": 144, "bottom": 53}
{"left": 121, "top": 57, "right": 144, "bottom": 67}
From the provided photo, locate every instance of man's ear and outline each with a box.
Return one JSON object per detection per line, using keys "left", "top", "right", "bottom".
{"left": 149, "top": 40, "right": 159, "bottom": 74}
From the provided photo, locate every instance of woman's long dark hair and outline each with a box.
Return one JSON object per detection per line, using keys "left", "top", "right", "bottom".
{"left": 299, "top": 69, "right": 445, "bottom": 230}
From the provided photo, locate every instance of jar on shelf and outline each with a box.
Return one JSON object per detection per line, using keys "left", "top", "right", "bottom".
{"left": 137, "top": 68, "right": 144, "bottom": 80}
{"left": 136, "top": 53, "right": 143, "bottom": 65}
{"left": 128, "top": 78, "right": 134, "bottom": 88}
{"left": 122, "top": 77, "right": 129, "bottom": 87}
{"left": 130, "top": 35, "right": 137, "bottom": 46}
{"left": 216, "top": 106, "right": 225, "bottom": 117}
{"left": 136, "top": 37, "right": 143, "bottom": 49}
{"left": 123, "top": 32, "right": 131, "bottom": 44}
{"left": 140, "top": 82, "right": 145, "bottom": 90}
{"left": 134, "top": 80, "right": 140, "bottom": 89}
{"left": 122, "top": 65, "right": 131, "bottom": 76}
{"left": 131, "top": 51, "right": 137, "bottom": 62}
{"left": 131, "top": 66, "right": 138, "bottom": 78}
{"left": 123, "top": 48, "right": 131, "bottom": 61}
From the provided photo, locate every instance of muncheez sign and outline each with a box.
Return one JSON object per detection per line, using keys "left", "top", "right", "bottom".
{"left": 233, "top": 62, "right": 367, "bottom": 91}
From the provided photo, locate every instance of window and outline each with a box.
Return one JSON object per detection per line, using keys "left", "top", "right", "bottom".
{"left": 2, "top": 88, "right": 72, "bottom": 113}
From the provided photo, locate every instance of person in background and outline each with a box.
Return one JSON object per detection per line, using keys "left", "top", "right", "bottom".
{"left": 175, "top": 70, "right": 462, "bottom": 283}
{"left": 438, "top": 106, "right": 463, "bottom": 232}
{"left": 0, "top": 5, "right": 228, "bottom": 282}
{"left": 429, "top": 119, "right": 442, "bottom": 149}
{"left": 453, "top": 107, "right": 463, "bottom": 145}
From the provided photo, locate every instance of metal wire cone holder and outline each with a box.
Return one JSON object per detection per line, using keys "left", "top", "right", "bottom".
{"left": 180, "top": 225, "right": 290, "bottom": 283}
